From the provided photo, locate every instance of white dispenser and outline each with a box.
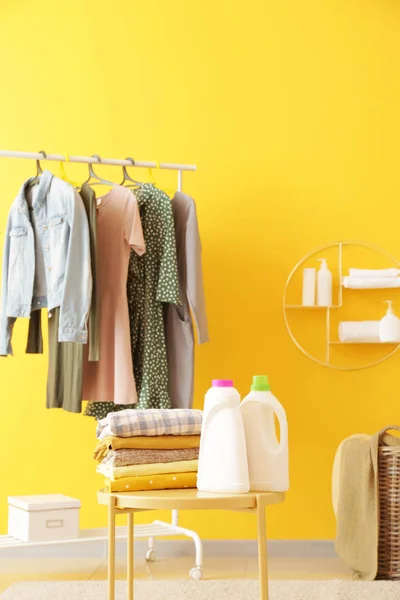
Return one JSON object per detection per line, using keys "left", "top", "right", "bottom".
{"left": 317, "top": 258, "right": 332, "bottom": 306}
{"left": 240, "top": 376, "right": 289, "bottom": 492}
{"left": 197, "top": 380, "right": 250, "bottom": 494}
{"left": 379, "top": 301, "right": 400, "bottom": 343}
{"left": 302, "top": 268, "right": 316, "bottom": 306}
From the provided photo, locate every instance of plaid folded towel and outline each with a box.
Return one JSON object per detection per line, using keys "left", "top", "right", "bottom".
{"left": 97, "top": 409, "right": 203, "bottom": 439}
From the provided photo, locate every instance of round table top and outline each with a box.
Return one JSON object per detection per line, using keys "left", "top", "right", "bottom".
{"left": 98, "top": 488, "right": 285, "bottom": 511}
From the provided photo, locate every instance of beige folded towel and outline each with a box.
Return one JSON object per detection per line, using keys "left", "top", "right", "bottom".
{"left": 333, "top": 429, "right": 400, "bottom": 580}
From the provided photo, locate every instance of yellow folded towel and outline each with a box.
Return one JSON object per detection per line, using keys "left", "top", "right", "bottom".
{"left": 98, "top": 460, "right": 199, "bottom": 480}
{"left": 104, "top": 471, "right": 198, "bottom": 493}
{"left": 333, "top": 429, "right": 400, "bottom": 580}
{"left": 94, "top": 435, "right": 201, "bottom": 462}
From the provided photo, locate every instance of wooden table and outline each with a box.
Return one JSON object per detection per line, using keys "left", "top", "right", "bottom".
{"left": 98, "top": 488, "right": 285, "bottom": 600}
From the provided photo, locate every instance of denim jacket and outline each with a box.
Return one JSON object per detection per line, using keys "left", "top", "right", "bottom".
{"left": 0, "top": 171, "right": 92, "bottom": 355}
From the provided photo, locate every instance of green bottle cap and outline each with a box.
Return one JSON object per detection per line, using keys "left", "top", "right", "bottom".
{"left": 251, "top": 375, "right": 271, "bottom": 392}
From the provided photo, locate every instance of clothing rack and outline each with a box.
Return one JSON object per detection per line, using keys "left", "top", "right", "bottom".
{"left": 0, "top": 149, "right": 195, "bottom": 194}
{"left": 0, "top": 149, "right": 203, "bottom": 579}
{"left": 0, "top": 149, "right": 196, "bottom": 172}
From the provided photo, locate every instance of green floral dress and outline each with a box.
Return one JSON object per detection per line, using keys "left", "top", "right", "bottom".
{"left": 85, "top": 184, "right": 180, "bottom": 420}
{"left": 128, "top": 184, "right": 181, "bottom": 409}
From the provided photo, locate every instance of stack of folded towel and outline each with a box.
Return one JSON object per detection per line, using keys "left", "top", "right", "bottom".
{"left": 342, "top": 268, "right": 400, "bottom": 289}
{"left": 94, "top": 409, "right": 202, "bottom": 493}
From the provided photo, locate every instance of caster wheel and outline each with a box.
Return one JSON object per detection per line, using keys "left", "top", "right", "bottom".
{"left": 190, "top": 567, "right": 203, "bottom": 580}
{"left": 145, "top": 549, "right": 156, "bottom": 562}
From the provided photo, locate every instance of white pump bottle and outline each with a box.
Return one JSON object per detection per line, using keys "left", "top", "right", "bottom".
{"left": 379, "top": 301, "right": 400, "bottom": 343}
{"left": 317, "top": 258, "right": 332, "bottom": 307}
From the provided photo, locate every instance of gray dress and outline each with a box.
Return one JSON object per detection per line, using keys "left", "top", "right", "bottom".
{"left": 164, "top": 192, "right": 209, "bottom": 408}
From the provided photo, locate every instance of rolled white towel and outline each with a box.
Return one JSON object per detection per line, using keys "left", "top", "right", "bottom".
{"left": 349, "top": 268, "right": 400, "bottom": 278}
{"left": 342, "top": 276, "right": 400, "bottom": 289}
{"left": 338, "top": 321, "right": 381, "bottom": 343}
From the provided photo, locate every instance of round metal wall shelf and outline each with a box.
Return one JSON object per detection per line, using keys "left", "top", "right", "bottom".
{"left": 283, "top": 240, "right": 400, "bottom": 371}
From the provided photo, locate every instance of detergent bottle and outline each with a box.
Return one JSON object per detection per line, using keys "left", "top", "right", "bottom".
{"left": 197, "top": 380, "right": 250, "bottom": 494}
{"left": 240, "top": 376, "right": 289, "bottom": 492}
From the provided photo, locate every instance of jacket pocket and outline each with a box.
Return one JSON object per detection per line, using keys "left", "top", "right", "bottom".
{"left": 9, "top": 227, "right": 27, "bottom": 238}
{"left": 49, "top": 215, "right": 64, "bottom": 228}
{"left": 49, "top": 214, "right": 66, "bottom": 246}
{"left": 8, "top": 227, "right": 27, "bottom": 291}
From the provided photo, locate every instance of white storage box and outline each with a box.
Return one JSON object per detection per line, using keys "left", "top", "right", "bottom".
{"left": 8, "top": 494, "right": 81, "bottom": 543}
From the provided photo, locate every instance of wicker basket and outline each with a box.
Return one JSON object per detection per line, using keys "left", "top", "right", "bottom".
{"left": 377, "top": 425, "right": 400, "bottom": 580}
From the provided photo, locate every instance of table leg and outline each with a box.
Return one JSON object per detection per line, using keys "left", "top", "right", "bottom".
{"left": 256, "top": 497, "right": 269, "bottom": 600}
{"left": 108, "top": 497, "right": 116, "bottom": 600}
{"left": 127, "top": 512, "right": 134, "bottom": 600}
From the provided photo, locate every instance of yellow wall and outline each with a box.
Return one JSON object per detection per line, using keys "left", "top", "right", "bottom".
{"left": 0, "top": 0, "right": 400, "bottom": 541}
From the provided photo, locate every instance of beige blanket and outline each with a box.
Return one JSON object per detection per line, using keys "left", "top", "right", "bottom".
{"left": 333, "top": 429, "right": 400, "bottom": 580}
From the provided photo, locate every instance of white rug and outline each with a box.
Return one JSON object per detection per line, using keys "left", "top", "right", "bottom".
{"left": 1, "top": 580, "right": 399, "bottom": 600}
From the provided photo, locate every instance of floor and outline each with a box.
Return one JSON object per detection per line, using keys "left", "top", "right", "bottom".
{"left": 0, "top": 554, "right": 353, "bottom": 594}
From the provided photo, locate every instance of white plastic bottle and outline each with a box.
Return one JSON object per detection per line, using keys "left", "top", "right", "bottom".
{"left": 197, "top": 380, "right": 250, "bottom": 494}
{"left": 317, "top": 258, "right": 332, "bottom": 306}
{"left": 240, "top": 376, "right": 289, "bottom": 492}
{"left": 379, "top": 300, "right": 400, "bottom": 343}
{"left": 302, "top": 268, "right": 316, "bottom": 306}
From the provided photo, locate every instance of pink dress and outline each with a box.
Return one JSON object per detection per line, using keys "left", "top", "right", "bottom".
{"left": 83, "top": 186, "right": 145, "bottom": 404}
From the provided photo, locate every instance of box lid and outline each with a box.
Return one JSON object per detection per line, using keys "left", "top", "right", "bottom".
{"left": 8, "top": 494, "right": 81, "bottom": 512}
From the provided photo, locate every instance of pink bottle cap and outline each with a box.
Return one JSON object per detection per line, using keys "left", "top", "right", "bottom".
{"left": 212, "top": 379, "right": 234, "bottom": 388}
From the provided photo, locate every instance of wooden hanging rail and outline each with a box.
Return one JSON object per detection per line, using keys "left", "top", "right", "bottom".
{"left": 0, "top": 149, "right": 196, "bottom": 172}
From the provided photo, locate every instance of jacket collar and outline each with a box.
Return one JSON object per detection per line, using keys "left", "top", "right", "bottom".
{"left": 16, "top": 170, "right": 54, "bottom": 218}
